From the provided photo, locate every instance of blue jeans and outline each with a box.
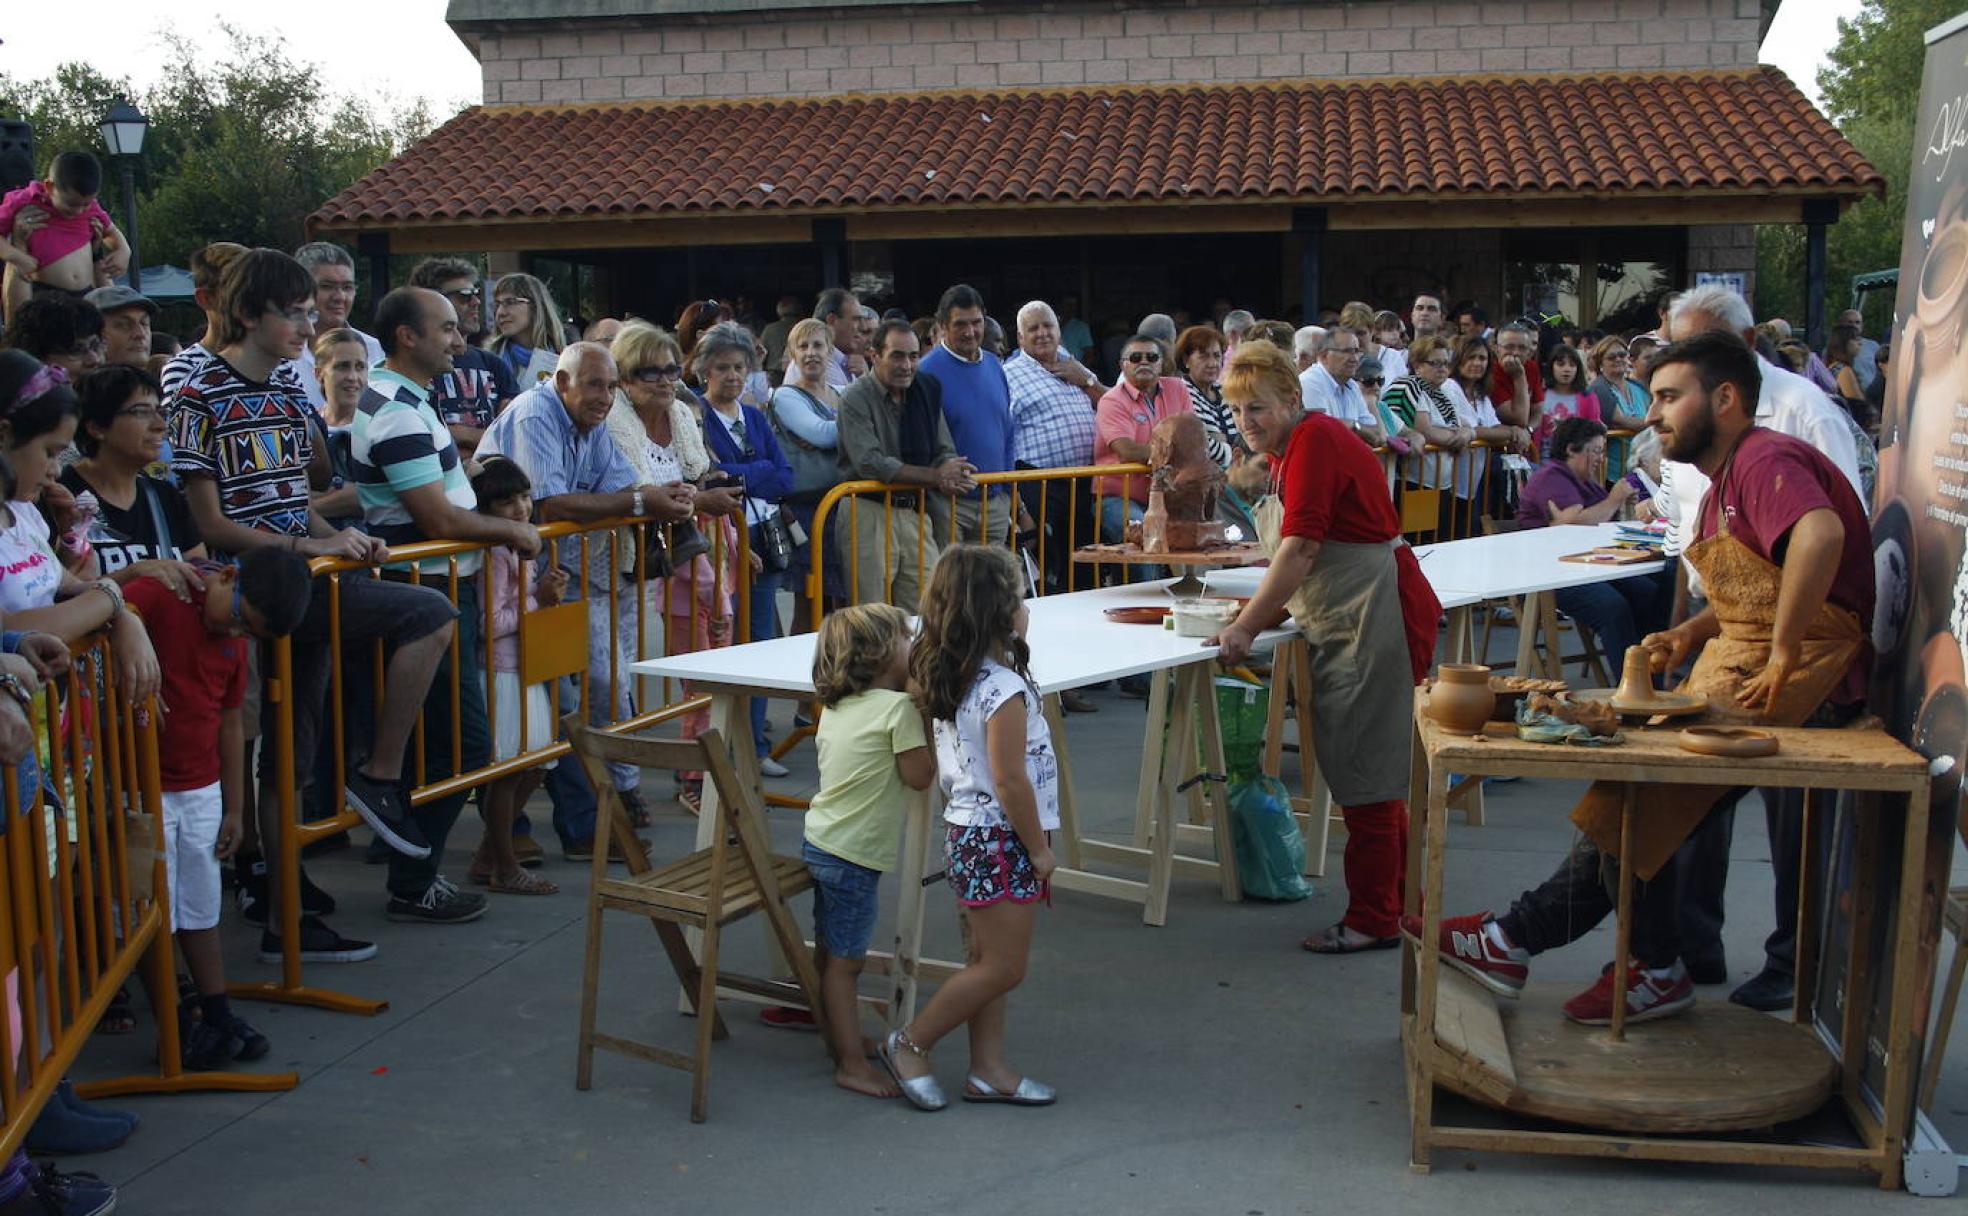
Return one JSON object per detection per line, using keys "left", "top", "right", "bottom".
{"left": 801, "top": 839, "right": 881, "bottom": 959}
{"left": 748, "top": 566, "right": 784, "bottom": 754}
{"left": 1552, "top": 566, "right": 1672, "bottom": 674}
{"left": 541, "top": 674, "right": 597, "bottom": 846}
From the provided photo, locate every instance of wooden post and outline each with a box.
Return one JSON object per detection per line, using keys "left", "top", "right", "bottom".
{"left": 1609, "top": 783, "right": 1637, "bottom": 1043}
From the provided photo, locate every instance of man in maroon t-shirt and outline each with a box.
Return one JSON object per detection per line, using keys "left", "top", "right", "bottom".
{"left": 1488, "top": 319, "right": 1543, "bottom": 430}
{"left": 1413, "top": 331, "right": 1875, "bottom": 1027}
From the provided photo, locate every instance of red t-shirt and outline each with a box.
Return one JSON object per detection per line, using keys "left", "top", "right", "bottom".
{"left": 1275, "top": 412, "right": 1401, "bottom": 544}
{"left": 1490, "top": 357, "right": 1543, "bottom": 417}
{"left": 1697, "top": 427, "right": 1875, "bottom": 702}
{"left": 125, "top": 577, "right": 247, "bottom": 792}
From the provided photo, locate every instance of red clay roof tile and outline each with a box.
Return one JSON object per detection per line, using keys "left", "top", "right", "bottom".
{"left": 311, "top": 67, "right": 1881, "bottom": 231}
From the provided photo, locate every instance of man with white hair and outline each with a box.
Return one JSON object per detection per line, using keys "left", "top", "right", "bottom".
{"left": 1290, "top": 325, "right": 1326, "bottom": 373}
{"left": 1299, "top": 327, "right": 1385, "bottom": 447}
{"left": 1138, "top": 312, "right": 1179, "bottom": 350}
{"left": 1005, "top": 299, "right": 1102, "bottom": 708}
{"left": 1658, "top": 284, "right": 1865, "bottom": 1015}
{"left": 1221, "top": 309, "right": 1255, "bottom": 347}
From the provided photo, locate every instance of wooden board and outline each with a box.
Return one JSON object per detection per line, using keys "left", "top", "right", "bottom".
{"left": 1428, "top": 984, "right": 1837, "bottom": 1134}
{"left": 1071, "top": 543, "right": 1267, "bottom": 566}
{"left": 1559, "top": 547, "right": 1662, "bottom": 566}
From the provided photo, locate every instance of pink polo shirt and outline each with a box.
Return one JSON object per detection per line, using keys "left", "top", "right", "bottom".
{"left": 1095, "top": 375, "right": 1193, "bottom": 503}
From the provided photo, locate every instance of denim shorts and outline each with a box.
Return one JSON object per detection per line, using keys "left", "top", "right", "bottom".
{"left": 802, "top": 840, "right": 882, "bottom": 960}
{"left": 945, "top": 823, "right": 1044, "bottom": 908}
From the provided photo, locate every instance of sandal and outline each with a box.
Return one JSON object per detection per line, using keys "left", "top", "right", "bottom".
{"left": 96, "top": 988, "right": 135, "bottom": 1035}
{"left": 1301, "top": 924, "right": 1401, "bottom": 954}
{"left": 487, "top": 868, "right": 559, "bottom": 896}
{"left": 876, "top": 1029, "right": 948, "bottom": 1112}
{"left": 677, "top": 779, "right": 703, "bottom": 815}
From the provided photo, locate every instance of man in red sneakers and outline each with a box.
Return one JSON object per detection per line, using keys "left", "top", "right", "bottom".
{"left": 1409, "top": 331, "right": 1874, "bottom": 1026}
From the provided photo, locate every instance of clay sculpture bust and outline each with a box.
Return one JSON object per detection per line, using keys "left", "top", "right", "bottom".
{"left": 1129, "top": 413, "right": 1229, "bottom": 553}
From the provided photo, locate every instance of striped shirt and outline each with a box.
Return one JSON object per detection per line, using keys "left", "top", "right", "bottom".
{"left": 1003, "top": 351, "right": 1096, "bottom": 469}
{"left": 351, "top": 367, "right": 479, "bottom": 575}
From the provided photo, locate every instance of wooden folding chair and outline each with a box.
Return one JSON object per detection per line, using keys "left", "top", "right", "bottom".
{"left": 565, "top": 719, "right": 825, "bottom": 1122}
{"left": 1920, "top": 884, "right": 1968, "bottom": 1112}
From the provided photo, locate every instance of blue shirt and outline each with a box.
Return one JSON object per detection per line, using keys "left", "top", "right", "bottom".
{"left": 920, "top": 344, "right": 1015, "bottom": 485}
{"left": 1003, "top": 351, "right": 1095, "bottom": 469}
{"left": 478, "top": 381, "right": 636, "bottom": 502}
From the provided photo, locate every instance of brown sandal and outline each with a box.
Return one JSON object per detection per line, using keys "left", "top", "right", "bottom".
{"left": 488, "top": 868, "right": 559, "bottom": 896}
{"left": 1301, "top": 924, "right": 1400, "bottom": 954}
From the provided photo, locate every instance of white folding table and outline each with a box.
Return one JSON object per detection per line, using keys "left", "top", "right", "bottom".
{"left": 630, "top": 580, "right": 1296, "bottom": 1025}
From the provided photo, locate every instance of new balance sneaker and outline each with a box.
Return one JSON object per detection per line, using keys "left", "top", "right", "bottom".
{"left": 385, "top": 876, "right": 488, "bottom": 925}
{"left": 1400, "top": 911, "right": 1529, "bottom": 997}
{"left": 257, "top": 915, "right": 378, "bottom": 964}
{"left": 1561, "top": 959, "right": 1695, "bottom": 1026}
{"left": 343, "top": 770, "right": 430, "bottom": 859}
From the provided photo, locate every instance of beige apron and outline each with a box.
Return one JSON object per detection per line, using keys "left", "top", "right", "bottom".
{"left": 1571, "top": 523, "right": 1866, "bottom": 877}
{"left": 1254, "top": 495, "right": 1413, "bottom": 805}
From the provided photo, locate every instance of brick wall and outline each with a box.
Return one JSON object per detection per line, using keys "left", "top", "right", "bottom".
{"left": 474, "top": 0, "right": 1769, "bottom": 104}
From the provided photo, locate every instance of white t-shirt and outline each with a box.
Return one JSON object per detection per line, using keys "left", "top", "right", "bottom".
{"left": 936, "top": 657, "right": 1061, "bottom": 832}
{"left": 1435, "top": 380, "right": 1500, "bottom": 500}
{"left": 0, "top": 504, "right": 62, "bottom": 614}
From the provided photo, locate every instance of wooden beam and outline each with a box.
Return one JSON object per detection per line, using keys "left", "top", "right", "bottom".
{"left": 844, "top": 205, "right": 1295, "bottom": 241}
{"left": 324, "top": 214, "right": 818, "bottom": 254}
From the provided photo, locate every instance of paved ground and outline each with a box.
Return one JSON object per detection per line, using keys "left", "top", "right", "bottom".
{"left": 71, "top": 642, "right": 1968, "bottom": 1214}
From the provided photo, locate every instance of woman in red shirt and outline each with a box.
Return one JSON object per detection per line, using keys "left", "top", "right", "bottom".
{"left": 1211, "top": 341, "right": 1439, "bottom": 953}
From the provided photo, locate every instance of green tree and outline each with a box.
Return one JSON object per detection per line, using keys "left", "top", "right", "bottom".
{"left": 0, "top": 26, "right": 452, "bottom": 274}
{"left": 1755, "top": 0, "right": 1959, "bottom": 331}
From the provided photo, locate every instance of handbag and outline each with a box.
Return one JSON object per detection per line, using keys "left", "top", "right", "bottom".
{"left": 767, "top": 388, "right": 840, "bottom": 504}
{"left": 750, "top": 511, "right": 794, "bottom": 575}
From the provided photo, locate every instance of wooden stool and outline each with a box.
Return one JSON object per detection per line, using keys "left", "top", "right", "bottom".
{"left": 566, "top": 720, "right": 826, "bottom": 1122}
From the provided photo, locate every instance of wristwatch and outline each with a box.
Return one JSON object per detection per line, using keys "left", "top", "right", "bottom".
{"left": 0, "top": 674, "right": 33, "bottom": 708}
{"left": 631, "top": 487, "right": 647, "bottom": 518}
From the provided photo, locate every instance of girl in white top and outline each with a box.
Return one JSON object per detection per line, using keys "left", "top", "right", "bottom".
{"left": 878, "top": 543, "right": 1058, "bottom": 1112}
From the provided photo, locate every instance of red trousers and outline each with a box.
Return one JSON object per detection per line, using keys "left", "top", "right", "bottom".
{"left": 1338, "top": 799, "right": 1408, "bottom": 938}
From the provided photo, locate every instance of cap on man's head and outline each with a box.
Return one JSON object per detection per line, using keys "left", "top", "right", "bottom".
{"left": 85, "top": 285, "right": 157, "bottom": 318}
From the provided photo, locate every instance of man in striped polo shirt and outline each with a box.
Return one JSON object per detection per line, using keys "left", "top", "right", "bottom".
{"left": 353, "top": 286, "right": 541, "bottom": 924}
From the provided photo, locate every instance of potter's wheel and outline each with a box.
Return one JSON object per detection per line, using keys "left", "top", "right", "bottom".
{"left": 1571, "top": 687, "right": 1709, "bottom": 717}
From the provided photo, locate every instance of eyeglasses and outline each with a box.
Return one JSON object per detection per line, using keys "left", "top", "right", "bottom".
{"left": 633, "top": 365, "right": 683, "bottom": 382}
{"left": 1125, "top": 351, "right": 1162, "bottom": 364}
{"left": 315, "top": 279, "right": 357, "bottom": 296}
{"left": 63, "top": 336, "right": 108, "bottom": 358}
{"left": 493, "top": 296, "right": 530, "bottom": 310}
{"left": 273, "top": 305, "right": 317, "bottom": 326}
{"left": 1423, "top": 357, "right": 1453, "bottom": 369}
{"left": 117, "top": 404, "right": 163, "bottom": 422}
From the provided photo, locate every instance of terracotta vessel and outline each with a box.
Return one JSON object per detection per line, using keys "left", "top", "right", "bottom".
{"left": 1614, "top": 645, "right": 1659, "bottom": 704}
{"left": 1428, "top": 664, "right": 1496, "bottom": 732}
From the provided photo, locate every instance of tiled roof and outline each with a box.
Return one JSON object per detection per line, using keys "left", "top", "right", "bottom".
{"left": 311, "top": 68, "right": 1882, "bottom": 230}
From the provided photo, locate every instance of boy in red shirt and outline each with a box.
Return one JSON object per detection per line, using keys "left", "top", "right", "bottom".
{"left": 125, "top": 547, "right": 312, "bottom": 1068}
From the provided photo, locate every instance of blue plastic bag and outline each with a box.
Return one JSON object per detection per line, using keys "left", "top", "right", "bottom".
{"left": 1229, "top": 773, "right": 1311, "bottom": 902}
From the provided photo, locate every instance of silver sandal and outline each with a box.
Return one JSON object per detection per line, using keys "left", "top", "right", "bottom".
{"left": 962, "top": 1073, "right": 1057, "bottom": 1106}
{"left": 877, "top": 1029, "right": 947, "bottom": 1112}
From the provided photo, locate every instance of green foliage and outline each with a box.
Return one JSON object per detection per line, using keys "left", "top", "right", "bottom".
{"left": 1755, "top": 0, "right": 1958, "bottom": 331}
{"left": 0, "top": 26, "right": 453, "bottom": 270}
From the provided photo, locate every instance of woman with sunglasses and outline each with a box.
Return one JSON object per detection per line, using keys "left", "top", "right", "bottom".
{"left": 485, "top": 272, "right": 565, "bottom": 389}
{"left": 606, "top": 321, "right": 747, "bottom": 812}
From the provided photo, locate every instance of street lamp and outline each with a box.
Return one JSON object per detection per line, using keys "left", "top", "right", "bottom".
{"left": 98, "top": 98, "right": 148, "bottom": 293}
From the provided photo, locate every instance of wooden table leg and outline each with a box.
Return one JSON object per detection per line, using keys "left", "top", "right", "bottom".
{"left": 1875, "top": 777, "right": 1933, "bottom": 1189}
{"left": 1411, "top": 754, "right": 1452, "bottom": 1172}
{"left": 886, "top": 785, "right": 932, "bottom": 1030}
{"left": 1514, "top": 590, "right": 1545, "bottom": 680}
{"left": 1609, "top": 782, "right": 1637, "bottom": 1043}
{"left": 1043, "top": 693, "right": 1084, "bottom": 870}
{"left": 1190, "top": 663, "right": 1241, "bottom": 902}
{"left": 1446, "top": 605, "right": 1473, "bottom": 664}
{"left": 1143, "top": 670, "right": 1193, "bottom": 927}
{"left": 680, "top": 692, "right": 754, "bottom": 1013}
{"left": 1401, "top": 716, "right": 1428, "bottom": 1018}
{"left": 1132, "top": 667, "right": 1171, "bottom": 847}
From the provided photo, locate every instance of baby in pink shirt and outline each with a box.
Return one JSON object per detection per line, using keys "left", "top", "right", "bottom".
{"left": 1, "top": 151, "right": 127, "bottom": 323}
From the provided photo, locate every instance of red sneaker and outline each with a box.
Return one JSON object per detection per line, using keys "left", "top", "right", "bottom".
{"left": 758, "top": 1005, "right": 818, "bottom": 1031}
{"left": 1400, "top": 911, "right": 1528, "bottom": 998}
{"left": 1561, "top": 960, "right": 1695, "bottom": 1026}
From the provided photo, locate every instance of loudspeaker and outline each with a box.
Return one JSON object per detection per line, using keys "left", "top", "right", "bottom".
{"left": 0, "top": 120, "right": 33, "bottom": 193}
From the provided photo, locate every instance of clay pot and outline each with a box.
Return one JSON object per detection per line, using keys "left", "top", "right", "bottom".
{"left": 1428, "top": 664, "right": 1496, "bottom": 733}
{"left": 1614, "top": 645, "right": 1660, "bottom": 704}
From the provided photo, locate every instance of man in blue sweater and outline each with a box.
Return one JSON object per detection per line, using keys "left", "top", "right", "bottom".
{"left": 919, "top": 284, "right": 1019, "bottom": 547}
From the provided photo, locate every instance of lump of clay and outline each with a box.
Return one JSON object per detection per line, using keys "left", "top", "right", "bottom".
{"left": 1144, "top": 413, "right": 1228, "bottom": 552}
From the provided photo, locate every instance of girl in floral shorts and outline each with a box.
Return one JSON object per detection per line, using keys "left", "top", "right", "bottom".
{"left": 876, "top": 544, "right": 1059, "bottom": 1112}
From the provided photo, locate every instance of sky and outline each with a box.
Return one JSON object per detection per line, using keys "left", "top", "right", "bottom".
{"left": 2, "top": 0, "right": 1865, "bottom": 121}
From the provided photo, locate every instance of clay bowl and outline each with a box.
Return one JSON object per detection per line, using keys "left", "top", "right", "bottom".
{"left": 1677, "top": 726, "right": 1779, "bottom": 758}
{"left": 1104, "top": 606, "right": 1171, "bottom": 625}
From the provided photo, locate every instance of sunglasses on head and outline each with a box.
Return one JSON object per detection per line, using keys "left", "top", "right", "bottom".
{"left": 1125, "top": 350, "right": 1162, "bottom": 364}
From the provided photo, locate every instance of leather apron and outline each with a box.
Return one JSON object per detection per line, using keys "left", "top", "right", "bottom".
{"left": 1570, "top": 513, "right": 1865, "bottom": 879}
{"left": 1254, "top": 495, "right": 1415, "bottom": 805}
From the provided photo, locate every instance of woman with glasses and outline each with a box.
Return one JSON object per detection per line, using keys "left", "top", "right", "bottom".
{"left": 697, "top": 322, "right": 797, "bottom": 775}
{"left": 1376, "top": 334, "right": 1474, "bottom": 536}
{"left": 1587, "top": 335, "right": 1651, "bottom": 432}
{"left": 485, "top": 273, "right": 565, "bottom": 389}
{"left": 769, "top": 317, "right": 846, "bottom": 632}
{"left": 1173, "top": 325, "right": 1236, "bottom": 467}
{"left": 605, "top": 321, "right": 747, "bottom": 811}
{"left": 62, "top": 364, "right": 207, "bottom": 590}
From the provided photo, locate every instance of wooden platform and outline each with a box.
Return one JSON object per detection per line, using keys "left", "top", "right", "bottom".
{"left": 1426, "top": 971, "right": 1836, "bottom": 1134}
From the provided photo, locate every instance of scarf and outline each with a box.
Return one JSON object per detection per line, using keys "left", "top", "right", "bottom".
{"left": 897, "top": 381, "right": 939, "bottom": 468}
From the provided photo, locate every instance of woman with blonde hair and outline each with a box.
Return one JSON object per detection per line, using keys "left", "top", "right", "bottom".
{"left": 486, "top": 272, "right": 565, "bottom": 388}
{"left": 770, "top": 316, "right": 846, "bottom": 631}
{"left": 1205, "top": 340, "right": 1438, "bottom": 955}
{"left": 605, "top": 320, "right": 747, "bottom": 812}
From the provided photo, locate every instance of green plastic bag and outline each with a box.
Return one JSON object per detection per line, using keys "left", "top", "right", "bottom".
{"left": 1229, "top": 773, "right": 1311, "bottom": 902}
{"left": 1215, "top": 675, "right": 1268, "bottom": 782}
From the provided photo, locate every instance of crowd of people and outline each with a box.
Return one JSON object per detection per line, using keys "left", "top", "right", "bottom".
{"left": 0, "top": 147, "right": 1895, "bottom": 1207}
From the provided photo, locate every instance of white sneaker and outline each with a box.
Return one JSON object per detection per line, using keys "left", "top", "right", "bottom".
{"left": 758, "top": 756, "right": 790, "bottom": 778}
